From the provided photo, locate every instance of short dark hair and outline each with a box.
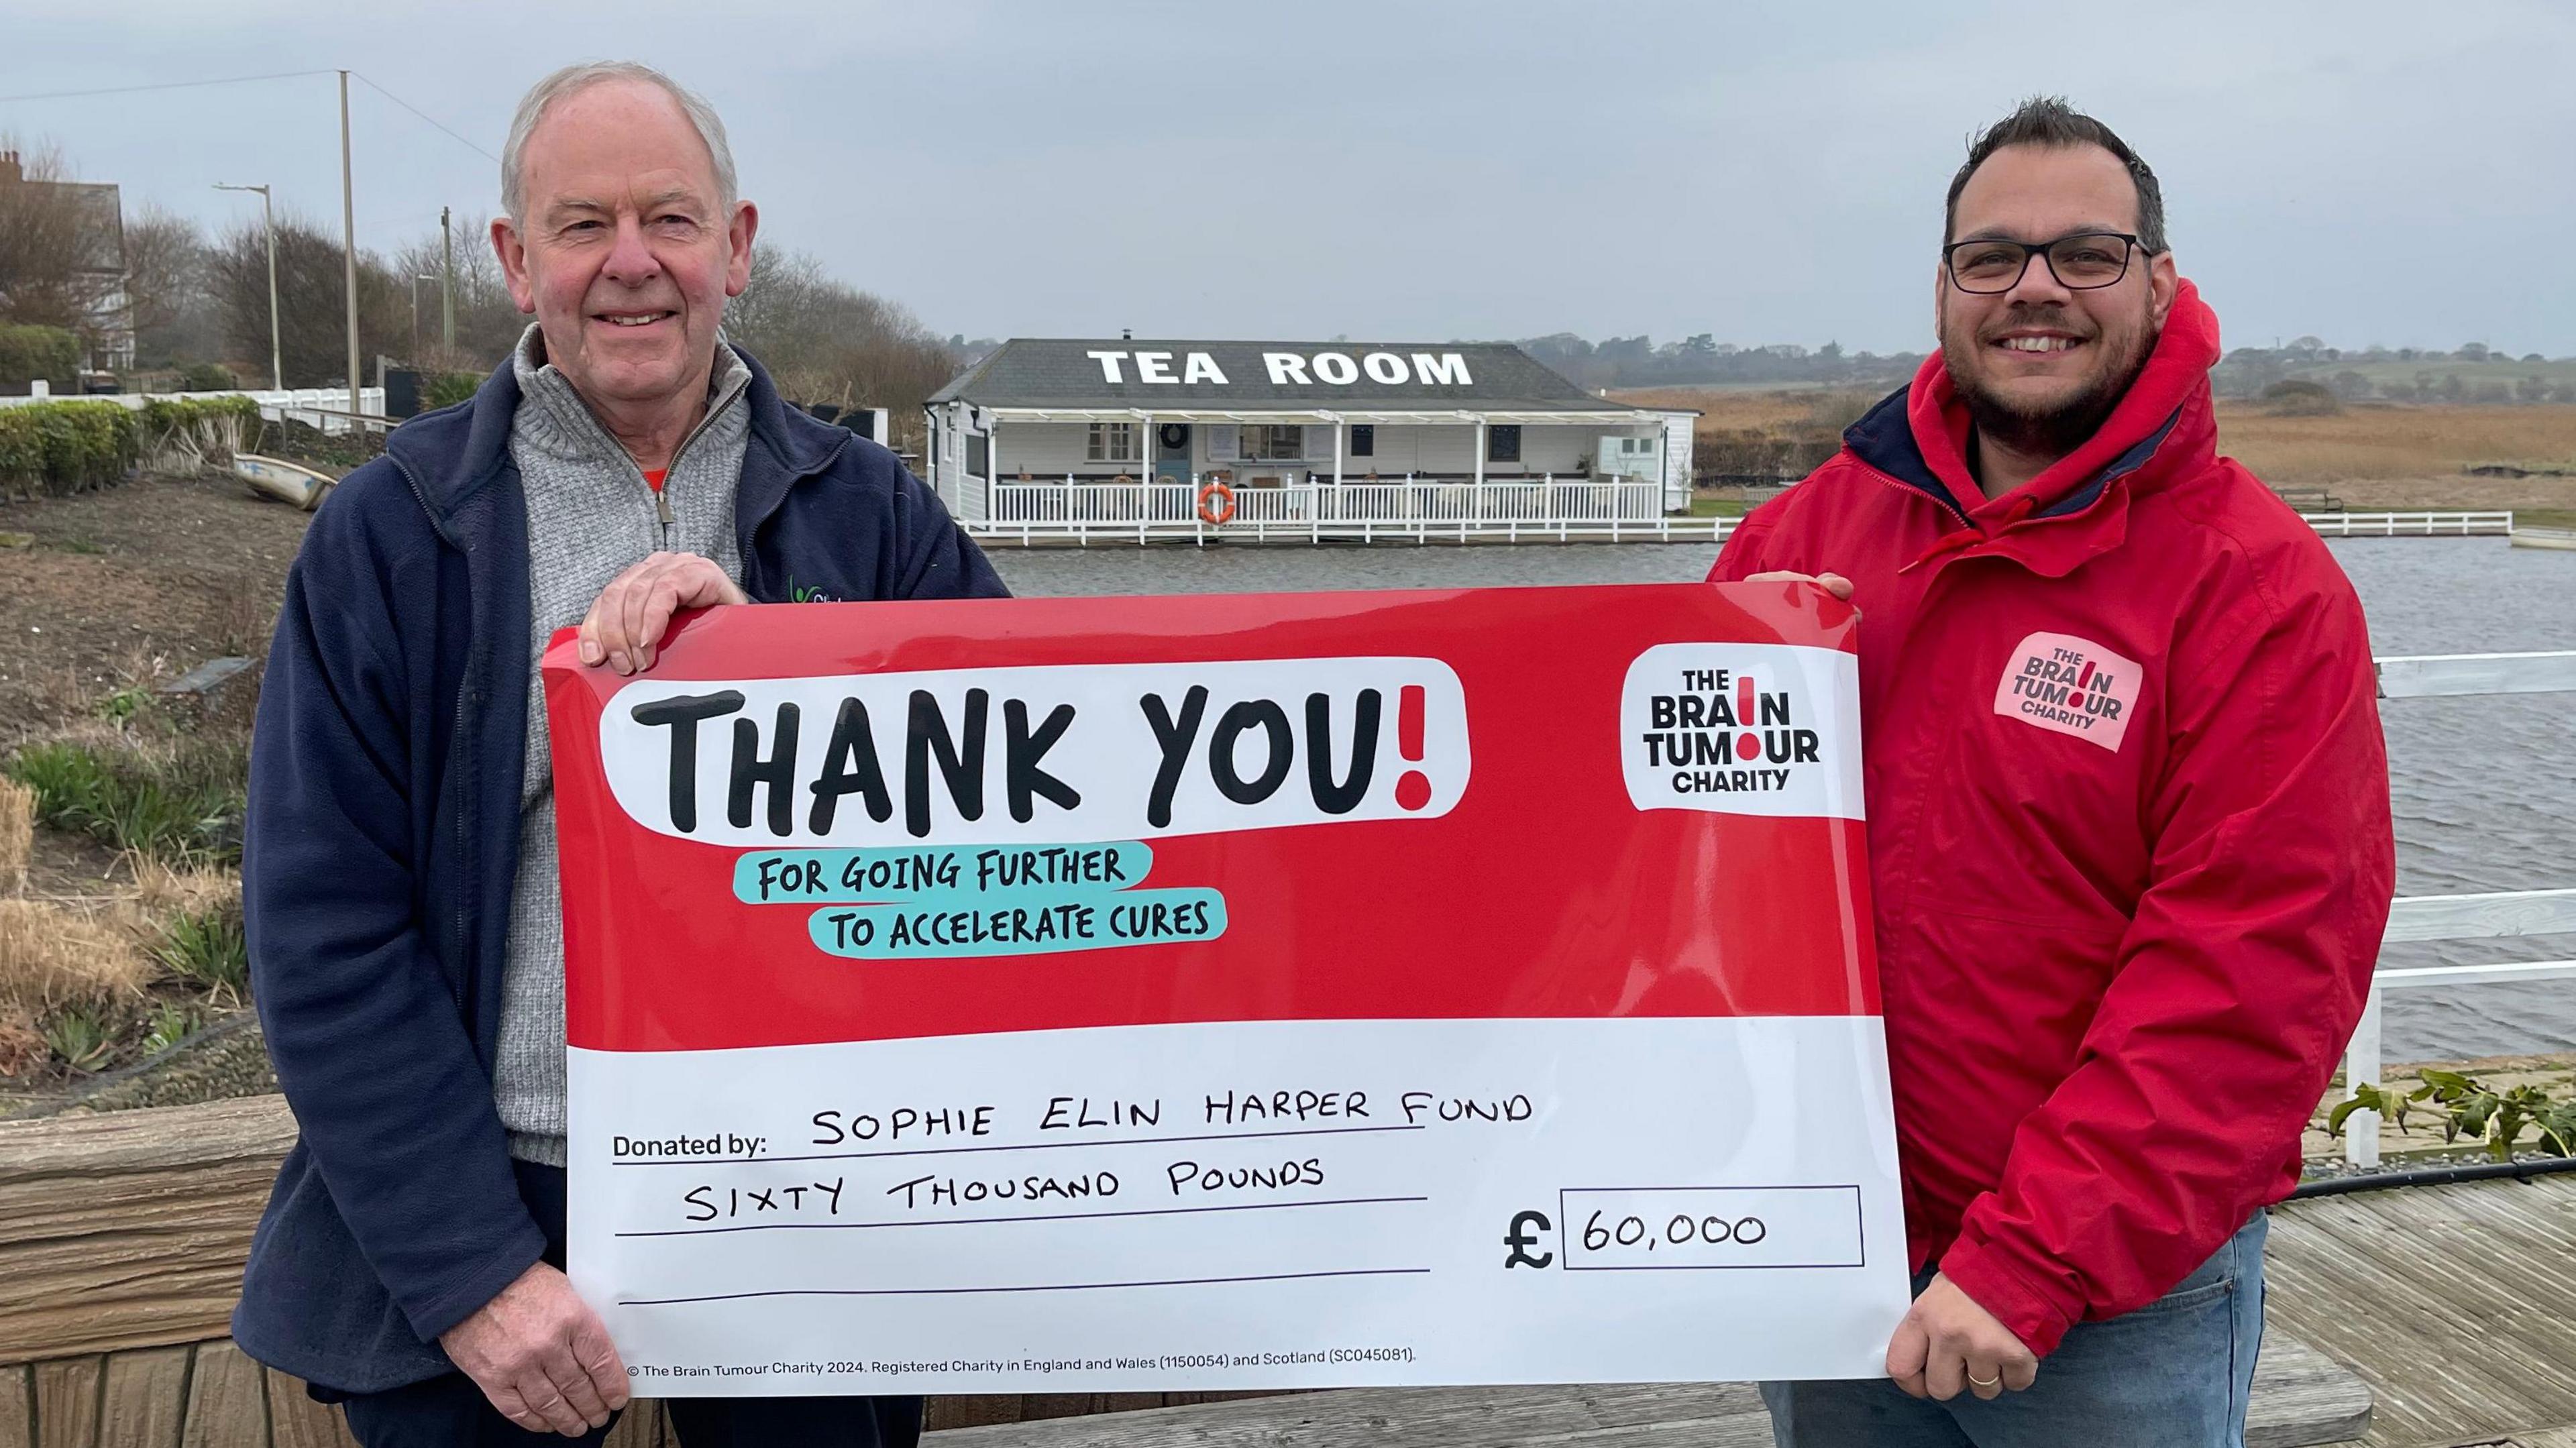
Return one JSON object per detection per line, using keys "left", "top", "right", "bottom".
{"left": 1945, "top": 97, "right": 2167, "bottom": 254}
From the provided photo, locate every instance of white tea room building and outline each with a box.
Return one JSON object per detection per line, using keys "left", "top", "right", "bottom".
{"left": 924, "top": 340, "right": 1697, "bottom": 541}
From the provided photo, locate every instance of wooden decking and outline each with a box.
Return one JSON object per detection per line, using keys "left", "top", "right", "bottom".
{"left": 2267, "top": 1172, "right": 2576, "bottom": 1447}
{"left": 929, "top": 1174, "right": 2576, "bottom": 1448}
{"left": 5, "top": 1096, "right": 2575, "bottom": 1446}
{"left": 933, "top": 1339, "right": 2365, "bottom": 1447}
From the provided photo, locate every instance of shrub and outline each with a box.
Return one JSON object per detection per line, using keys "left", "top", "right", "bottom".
{"left": 176, "top": 361, "right": 239, "bottom": 392}
{"left": 4, "top": 737, "right": 246, "bottom": 865}
{"left": 2332, "top": 1068, "right": 2576, "bottom": 1161}
{"left": 424, "top": 370, "right": 483, "bottom": 410}
{"left": 40, "top": 1004, "right": 115, "bottom": 1072}
{"left": 2260, "top": 380, "right": 2342, "bottom": 417}
{"left": 7, "top": 741, "right": 115, "bottom": 831}
{"left": 140, "top": 395, "right": 261, "bottom": 433}
{"left": 140, "top": 999, "right": 201, "bottom": 1056}
{"left": 0, "top": 323, "right": 81, "bottom": 393}
{"left": 154, "top": 906, "right": 249, "bottom": 1005}
{"left": 140, "top": 394, "right": 262, "bottom": 474}
{"left": 1800, "top": 390, "right": 1880, "bottom": 435}
{"left": 1697, "top": 428, "right": 1841, "bottom": 484}
{"left": 0, "top": 398, "right": 143, "bottom": 500}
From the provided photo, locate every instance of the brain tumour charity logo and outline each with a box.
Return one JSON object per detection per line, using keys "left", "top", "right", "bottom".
{"left": 1619, "top": 643, "right": 1863, "bottom": 820}
{"left": 1641, "top": 666, "right": 1819, "bottom": 790}
{"left": 1992, "top": 631, "right": 2142, "bottom": 753}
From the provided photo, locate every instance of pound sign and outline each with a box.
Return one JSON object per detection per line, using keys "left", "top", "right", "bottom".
{"left": 1504, "top": 1209, "right": 1554, "bottom": 1270}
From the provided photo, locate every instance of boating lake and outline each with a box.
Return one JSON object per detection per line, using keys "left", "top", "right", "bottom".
{"left": 988, "top": 536, "right": 2576, "bottom": 1063}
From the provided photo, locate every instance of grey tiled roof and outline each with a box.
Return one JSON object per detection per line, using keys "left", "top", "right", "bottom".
{"left": 928, "top": 339, "right": 1650, "bottom": 412}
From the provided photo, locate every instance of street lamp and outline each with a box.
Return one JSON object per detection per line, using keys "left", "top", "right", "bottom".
{"left": 213, "top": 183, "right": 281, "bottom": 390}
{"left": 409, "top": 274, "right": 439, "bottom": 361}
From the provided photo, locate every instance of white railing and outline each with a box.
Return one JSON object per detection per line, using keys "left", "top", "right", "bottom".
{"left": 2377, "top": 650, "right": 2576, "bottom": 698}
{"left": 2343, "top": 649, "right": 2576, "bottom": 1166}
{"left": 973, "top": 474, "right": 1713, "bottom": 544}
{"left": 0, "top": 386, "right": 388, "bottom": 437}
{"left": 963, "top": 494, "right": 2523, "bottom": 549}
{"left": 2303, "top": 510, "right": 2514, "bottom": 537}
{"left": 246, "top": 388, "right": 390, "bottom": 436}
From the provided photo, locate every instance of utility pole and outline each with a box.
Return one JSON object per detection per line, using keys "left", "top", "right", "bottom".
{"left": 439, "top": 205, "right": 455, "bottom": 353}
{"left": 213, "top": 183, "right": 280, "bottom": 389}
{"left": 338, "top": 70, "right": 362, "bottom": 425}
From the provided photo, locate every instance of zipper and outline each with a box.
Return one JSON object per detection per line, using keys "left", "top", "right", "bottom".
{"left": 391, "top": 448, "right": 477, "bottom": 1017}
{"left": 647, "top": 361, "right": 755, "bottom": 554}
{"left": 1851, "top": 452, "right": 2123, "bottom": 573}
{"left": 1851, "top": 457, "right": 1972, "bottom": 529}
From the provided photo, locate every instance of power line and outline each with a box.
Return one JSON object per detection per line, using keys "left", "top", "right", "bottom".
{"left": 0, "top": 68, "right": 497, "bottom": 166}
{"left": 351, "top": 72, "right": 499, "bottom": 164}
{"left": 0, "top": 68, "right": 337, "bottom": 105}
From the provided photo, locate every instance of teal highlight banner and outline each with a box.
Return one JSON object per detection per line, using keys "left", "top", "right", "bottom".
{"left": 735, "top": 842, "right": 1154, "bottom": 905}
{"left": 808, "top": 887, "right": 1227, "bottom": 960}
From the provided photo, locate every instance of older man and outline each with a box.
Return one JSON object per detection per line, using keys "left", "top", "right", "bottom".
{"left": 235, "top": 62, "right": 1003, "bottom": 1445}
{"left": 1715, "top": 99, "right": 2392, "bottom": 1447}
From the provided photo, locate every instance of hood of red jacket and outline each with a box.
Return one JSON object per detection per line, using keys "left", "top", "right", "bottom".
{"left": 1845, "top": 279, "right": 2224, "bottom": 541}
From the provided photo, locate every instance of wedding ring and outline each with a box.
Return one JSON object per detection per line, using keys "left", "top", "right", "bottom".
{"left": 1968, "top": 1370, "right": 2002, "bottom": 1389}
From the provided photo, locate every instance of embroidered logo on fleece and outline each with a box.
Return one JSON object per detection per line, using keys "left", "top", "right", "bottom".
{"left": 1993, "top": 632, "right": 2140, "bottom": 751}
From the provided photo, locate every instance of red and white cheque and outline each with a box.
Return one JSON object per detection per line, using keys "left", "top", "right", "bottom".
{"left": 543, "top": 581, "right": 1907, "bottom": 1396}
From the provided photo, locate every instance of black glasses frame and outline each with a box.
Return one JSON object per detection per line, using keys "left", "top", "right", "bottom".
{"left": 1942, "top": 231, "right": 2145, "bottom": 294}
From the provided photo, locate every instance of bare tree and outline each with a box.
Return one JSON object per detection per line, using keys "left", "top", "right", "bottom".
{"left": 0, "top": 138, "right": 123, "bottom": 359}
{"left": 723, "top": 247, "right": 958, "bottom": 455}
{"left": 122, "top": 205, "right": 223, "bottom": 368}
{"left": 356, "top": 230, "right": 958, "bottom": 451}
{"left": 392, "top": 213, "right": 528, "bottom": 374}
{"left": 207, "top": 211, "right": 407, "bottom": 388}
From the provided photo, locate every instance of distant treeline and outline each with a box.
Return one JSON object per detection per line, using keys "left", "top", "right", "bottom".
{"left": 1515, "top": 335, "right": 1923, "bottom": 392}
{"left": 2210, "top": 339, "right": 2576, "bottom": 405}
{"left": 1505, "top": 331, "right": 2576, "bottom": 403}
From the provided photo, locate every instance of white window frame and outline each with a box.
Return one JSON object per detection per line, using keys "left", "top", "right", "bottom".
{"left": 1087, "top": 421, "right": 1140, "bottom": 463}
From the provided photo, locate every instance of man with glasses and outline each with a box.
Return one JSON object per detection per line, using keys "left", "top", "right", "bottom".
{"left": 1711, "top": 97, "right": 2394, "bottom": 1446}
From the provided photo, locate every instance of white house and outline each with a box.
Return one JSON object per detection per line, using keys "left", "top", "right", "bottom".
{"left": 924, "top": 340, "right": 1697, "bottom": 537}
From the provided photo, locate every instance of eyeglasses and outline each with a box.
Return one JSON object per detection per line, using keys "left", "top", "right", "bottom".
{"left": 1943, "top": 231, "right": 2143, "bottom": 294}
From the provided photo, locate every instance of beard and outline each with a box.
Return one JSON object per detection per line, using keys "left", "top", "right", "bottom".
{"left": 1944, "top": 303, "right": 2156, "bottom": 461}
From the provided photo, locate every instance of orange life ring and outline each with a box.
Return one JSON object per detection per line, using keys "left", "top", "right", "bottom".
{"left": 1197, "top": 481, "right": 1236, "bottom": 525}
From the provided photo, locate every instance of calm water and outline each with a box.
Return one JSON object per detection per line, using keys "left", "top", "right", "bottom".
{"left": 989, "top": 537, "right": 2576, "bottom": 1062}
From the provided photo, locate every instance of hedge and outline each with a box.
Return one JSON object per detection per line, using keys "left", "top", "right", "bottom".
{"left": 0, "top": 324, "right": 80, "bottom": 394}
{"left": 0, "top": 399, "right": 144, "bottom": 501}
{"left": 138, "top": 395, "right": 264, "bottom": 474}
{"left": 139, "top": 394, "right": 262, "bottom": 437}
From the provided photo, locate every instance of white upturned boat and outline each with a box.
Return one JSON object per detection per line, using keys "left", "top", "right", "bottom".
{"left": 233, "top": 453, "right": 336, "bottom": 512}
{"left": 2510, "top": 526, "right": 2576, "bottom": 552}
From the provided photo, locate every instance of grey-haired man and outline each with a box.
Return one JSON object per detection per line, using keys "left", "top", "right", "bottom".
{"left": 236, "top": 61, "right": 1004, "bottom": 1446}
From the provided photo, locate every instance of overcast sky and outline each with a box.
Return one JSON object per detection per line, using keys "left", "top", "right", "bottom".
{"left": 7, "top": 0, "right": 2571, "bottom": 355}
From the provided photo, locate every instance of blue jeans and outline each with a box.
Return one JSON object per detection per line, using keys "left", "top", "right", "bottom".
{"left": 1763, "top": 1213, "right": 2268, "bottom": 1448}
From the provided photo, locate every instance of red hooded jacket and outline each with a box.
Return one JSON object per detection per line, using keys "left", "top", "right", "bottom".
{"left": 1710, "top": 282, "right": 2394, "bottom": 1356}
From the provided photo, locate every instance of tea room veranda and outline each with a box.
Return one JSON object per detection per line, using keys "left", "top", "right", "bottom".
{"left": 924, "top": 340, "right": 1699, "bottom": 540}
